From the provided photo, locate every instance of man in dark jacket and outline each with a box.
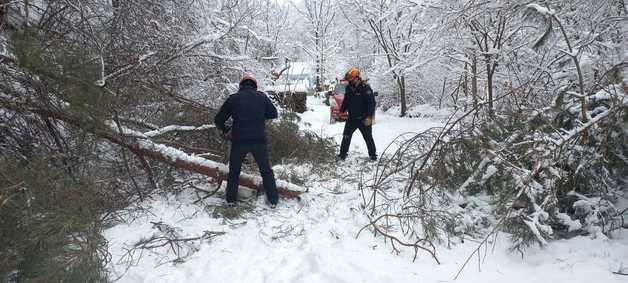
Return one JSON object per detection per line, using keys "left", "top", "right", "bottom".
{"left": 337, "top": 67, "right": 377, "bottom": 161}
{"left": 214, "top": 74, "right": 279, "bottom": 207}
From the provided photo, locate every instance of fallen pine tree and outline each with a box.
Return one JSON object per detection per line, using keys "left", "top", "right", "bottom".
{"left": 1, "top": 102, "right": 306, "bottom": 199}
{"left": 131, "top": 137, "right": 306, "bottom": 199}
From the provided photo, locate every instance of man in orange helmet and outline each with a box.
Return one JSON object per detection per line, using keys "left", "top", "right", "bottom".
{"left": 214, "top": 74, "right": 279, "bottom": 208}
{"left": 337, "top": 67, "right": 377, "bottom": 161}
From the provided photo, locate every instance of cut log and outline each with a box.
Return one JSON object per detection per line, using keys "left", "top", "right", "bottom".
{"left": 128, "top": 139, "right": 305, "bottom": 199}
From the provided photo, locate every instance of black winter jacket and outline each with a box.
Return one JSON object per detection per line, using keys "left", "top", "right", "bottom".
{"left": 214, "top": 86, "right": 278, "bottom": 144}
{"left": 340, "top": 81, "right": 376, "bottom": 120}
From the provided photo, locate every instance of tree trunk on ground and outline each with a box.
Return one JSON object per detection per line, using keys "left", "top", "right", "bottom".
{"left": 129, "top": 140, "right": 305, "bottom": 199}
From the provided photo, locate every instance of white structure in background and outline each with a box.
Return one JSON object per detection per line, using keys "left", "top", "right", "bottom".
{"left": 265, "top": 61, "right": 315, "bottom": 95}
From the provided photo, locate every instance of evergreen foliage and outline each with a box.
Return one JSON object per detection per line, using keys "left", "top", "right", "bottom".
{"left": 0, "top": 154, "right": 107, "bottom": 282}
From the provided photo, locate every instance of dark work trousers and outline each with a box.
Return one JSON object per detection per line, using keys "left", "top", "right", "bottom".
{"left": 227, "top": 143, "right": 278, "bottom": 204}
{"left": 339, "top": 118, "right": 377, "bottom": 158}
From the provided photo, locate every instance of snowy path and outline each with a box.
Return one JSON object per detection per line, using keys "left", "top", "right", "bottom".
{"left": 105, "top": 96, "right": 628, "bottom": 283}
{"left": 298, "top": 96, "right": 443, "bottom": 156}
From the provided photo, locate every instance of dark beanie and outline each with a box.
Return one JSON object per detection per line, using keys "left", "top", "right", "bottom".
{"left": 241, "top": 79, "right": 256, "bottom": 89}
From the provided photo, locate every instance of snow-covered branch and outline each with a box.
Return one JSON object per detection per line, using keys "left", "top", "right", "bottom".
{"left": 143, "top": 125, "right": 215, "bottom": 138}
{"left": 100, "top": 51, "right": 157, "bottom": 85}
{"left": 525, "top": 3, "right": 555, "bottom": 17}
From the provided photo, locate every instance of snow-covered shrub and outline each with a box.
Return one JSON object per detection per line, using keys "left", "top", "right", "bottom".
{"left": 265, "top": 111, "right": 336, "bottom": 169}
{"left": 459, "top": 87, "right": 625, "bottom": 250}
{"left": 568, "top": 191, "right": 623, "bottom": 236}
{"left": 451, "top": 195, "right": 496, "bottom": 238}
{"left": 369, "top": 80, "right": 627, "bottom": 254}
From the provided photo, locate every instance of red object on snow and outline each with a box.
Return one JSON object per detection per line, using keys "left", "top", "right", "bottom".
{"left": 330, "top": 79, "right": 349, "bottom": 124}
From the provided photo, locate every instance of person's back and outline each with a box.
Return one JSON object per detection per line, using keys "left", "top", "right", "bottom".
{"left": 227, "top": 86, "right": 277, "bottom": 144}
{"left": 214, "top": 75, "right": 279, "bottom": 208}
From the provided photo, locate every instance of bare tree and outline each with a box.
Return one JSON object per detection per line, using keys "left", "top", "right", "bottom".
{"left": 295, "top": 0, "right": 336, "bottom": 91}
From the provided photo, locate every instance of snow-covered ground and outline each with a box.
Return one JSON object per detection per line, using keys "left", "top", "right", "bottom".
{"left": 298, "top": 95, "right": 444, "bottom": 156}
{"left": 105, "top": 96, "right": 628, "bottom": 282}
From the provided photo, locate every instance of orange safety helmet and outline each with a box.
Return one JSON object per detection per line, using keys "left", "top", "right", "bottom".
{"left": 239, "top": 74, "right": 258, "bottom": 89}
{"left": 344, "top": 67, "right": 360, "bottom": 81}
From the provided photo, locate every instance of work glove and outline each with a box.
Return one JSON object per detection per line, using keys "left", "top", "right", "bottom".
{"left": 363, "top": 116, "right": 373, "bottom": 126}
{"left": 336, "top": 111, "right": 347, "bottom": 120}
